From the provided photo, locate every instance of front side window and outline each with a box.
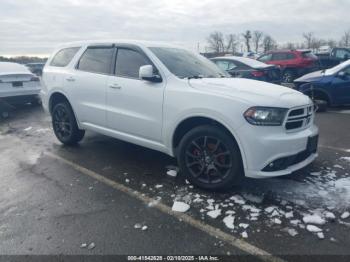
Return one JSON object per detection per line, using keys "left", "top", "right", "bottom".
{"left": 335, "top": 49, "right": 350, "bottom": 59}
{"left": 272, "top": 53, "right": 287, "bottom": 61}
{"left": 77, "top": 47, "right": 114, "bottom": 74}
{"left": 287, "top": 53, "right": 297, "bottom": 60}
{"left": 50, "top": 47, "right": 80, "bottom": 67}
{"left": 150, "top": 47, "right": 227, "bottom": 79}
{"left": 115, "top": 48, "right": 150, "bottom": 79}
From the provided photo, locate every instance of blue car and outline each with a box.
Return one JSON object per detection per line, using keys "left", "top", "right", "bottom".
{"left": 294, "top": 60, "right": 350, "bottom": 110}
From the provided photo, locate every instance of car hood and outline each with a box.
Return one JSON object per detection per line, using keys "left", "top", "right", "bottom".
{"left": 294, "top": 70, "right": 325, "bottom": 82}
{"left": 189, "top": 78, "right": 311, "bottom": 108}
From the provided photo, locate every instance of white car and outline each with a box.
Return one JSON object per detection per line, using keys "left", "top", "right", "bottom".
{"left": 41, "top": 40, "right": 319, "bottom": 190}
{"left": 0, "top": 62, "right": 41, "bottom": 104}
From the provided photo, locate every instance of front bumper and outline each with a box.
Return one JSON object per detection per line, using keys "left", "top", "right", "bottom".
{"left": 238, "top": 123, "right": 319, "bottom": 179}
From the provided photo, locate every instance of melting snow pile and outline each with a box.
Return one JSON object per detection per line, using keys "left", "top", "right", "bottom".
{"left": 172, "top": 201, "right": 190, "bottom": 212}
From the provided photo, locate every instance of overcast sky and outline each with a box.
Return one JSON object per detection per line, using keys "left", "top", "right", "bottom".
{"left": 1, "top": 0, "right": 349, "bottom": 56}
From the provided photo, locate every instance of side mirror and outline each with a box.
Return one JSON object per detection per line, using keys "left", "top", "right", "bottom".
{"left": 139, "top": 65, "right": 162, "bottom": 83}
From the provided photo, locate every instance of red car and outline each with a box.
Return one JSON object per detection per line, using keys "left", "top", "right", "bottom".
{"left": 258, "top": 50, "right": 319, "bottom": 83}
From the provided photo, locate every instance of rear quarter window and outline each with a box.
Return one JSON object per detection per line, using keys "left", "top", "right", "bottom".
{"left": 50, "top": 47, "right": 80, "bottom": 67}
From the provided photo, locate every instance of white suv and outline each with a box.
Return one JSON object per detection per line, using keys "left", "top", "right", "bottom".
{"left": 41, "top": 40, "right": 319, "bottom": 190}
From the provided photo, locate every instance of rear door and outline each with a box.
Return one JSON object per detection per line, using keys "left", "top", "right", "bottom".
{"left": 66, "top": 45, "right": 114, "bottom": 128}
{"left": 106, "top": 45, "right": 165, "bottom": 142}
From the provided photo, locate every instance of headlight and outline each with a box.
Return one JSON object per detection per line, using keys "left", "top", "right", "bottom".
{"left": 243, "top": 107, "right": 287, "bottom": 126}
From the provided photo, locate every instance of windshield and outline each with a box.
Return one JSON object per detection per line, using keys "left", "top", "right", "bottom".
{"left": 325, "top": 59, "right": 350, "bottom": 75}
{"left": 230, "top": 57, "right": 271, "bottom": 68}
{"left": 149, "top": 47, "right": 228, "bottom": 79}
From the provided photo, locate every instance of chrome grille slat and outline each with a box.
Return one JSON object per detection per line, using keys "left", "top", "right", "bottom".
{"left": 285, "top": 104, "right": 314, "bottom": 131}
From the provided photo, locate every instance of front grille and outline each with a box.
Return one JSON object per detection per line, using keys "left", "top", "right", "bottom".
{"left": 285, "top": 105, "right": 314, "bottom": 131}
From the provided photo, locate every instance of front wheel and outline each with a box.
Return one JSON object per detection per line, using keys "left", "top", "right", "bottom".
{"left": 52, "top": 102, "right": 85, "bottom": 145}
{"left": 177, "top": 125, "right": 243, "bottom": 190}
{"left": 314, "top": 99, "right": 328, "bottom": 112}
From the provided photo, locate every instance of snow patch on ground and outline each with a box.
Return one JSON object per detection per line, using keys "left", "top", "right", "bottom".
{"left": 166, "top": 169, "right": 178, "bottom": 177}
{"left": 341, "top": 211, "right": 350, "bottom": 219}
{"left": 306, "top": 225, "right": 322, "bottom": 233}
{"left": 172, "top": 201, "right": 190, "bottom": 213}
{"left": 340, "top": 157, "right": 350, "bottom": 163}
{"left": 223, "top": 215, "right": 235, "bottom": 229}
{"left": 302, "top": 214, "right": 326, "bottom": 225}
{"left": 207, "top": 209, "right": 221, "bottom": 219}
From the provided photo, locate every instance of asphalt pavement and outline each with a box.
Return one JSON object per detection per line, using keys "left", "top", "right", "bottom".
{"left": 0, "top": 104, "right": 350, "bottom": 261}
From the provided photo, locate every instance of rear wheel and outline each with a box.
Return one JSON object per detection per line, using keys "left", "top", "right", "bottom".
{"left": 178, "top": 125, "right": 243, "bottom": 190}
{"left": 52, "top": 102, "right": 85, "bottom": 145}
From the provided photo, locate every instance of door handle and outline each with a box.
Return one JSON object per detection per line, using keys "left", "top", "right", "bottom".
{"left": 109, "top": 83, "right": 122, "bottom": 89}
{"left": 66, "top": 76, "right": 75, "bottom": 82}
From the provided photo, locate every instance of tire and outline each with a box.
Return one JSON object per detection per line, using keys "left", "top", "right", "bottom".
{"left": 177, "top": 125, "right": 243, "bottom": 190}
{"left": 314, "top": 99, "right": 328, "bottom": 112}
{"left": 282, "top": 70, "right": 295, "bottom": 83}
{"left": 52, "top": 102, "right": 85, "bottom": 145}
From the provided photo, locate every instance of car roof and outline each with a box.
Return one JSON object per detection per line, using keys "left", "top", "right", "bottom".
{"left": 56, "top": 39, "right": 181, "bottom": 49}
{"left": 266, "top": 49, "right": 311, "bottom": 54}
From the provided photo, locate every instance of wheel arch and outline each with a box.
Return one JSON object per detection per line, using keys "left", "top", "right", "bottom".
{"left": 48, "top": 91, "right": 82, "bottom": 128}
{"left": 302, "top": 85, "right": 332, "bottom": 105}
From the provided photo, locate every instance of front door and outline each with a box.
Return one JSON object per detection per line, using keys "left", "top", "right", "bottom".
{"left": 106, "top": 47, "right": 165, "bottom": 142}
{"left": 331, "top": 66, "right": 350, "bottom": 105}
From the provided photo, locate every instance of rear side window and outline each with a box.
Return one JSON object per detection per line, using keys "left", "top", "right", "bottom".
{"left": 115, "top": 48, "right": 150, "bottom": 79}
{"left": 77, "top": 47, "right": 114, "bottom": 74}
{"left": 50, "top": 47, "right": 80, "bottom": 67}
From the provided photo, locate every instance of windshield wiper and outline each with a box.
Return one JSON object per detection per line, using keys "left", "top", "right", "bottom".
{"left": 186, "top": 75, "right": 203, "bottom": 80}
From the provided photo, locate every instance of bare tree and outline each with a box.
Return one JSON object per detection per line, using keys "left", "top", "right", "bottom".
{"left": 263, "top": 35, "right": 277, "bottom": 52}
{"left": 252, "top": 31, "right": 264, "bottom": 53}
{"left": 242, "top": 30, "right": 252, "bottom": 52}
{"left": 207, "top": 31, "right": 225, "bottom": 53}
{"left": 303, "top": 32, "right": 315, "bottom": 49}
{"left": 341, "top": 30, "right": 350, "bottom": 47}
{"left": 326, "top": 39, "right": 337, "bottom": 48}
{"left": 285, "top": 42, "right": 295, "bottom": 50}
{"left": 225, "top": 34, "right": 240, "bottom": 54}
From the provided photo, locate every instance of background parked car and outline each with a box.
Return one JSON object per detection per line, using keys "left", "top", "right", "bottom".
{"left": 211, "top": 56, "right": 281, "bottom": 84}
{"left": 257, "top": 50, "right": 319, "bottom": 83}
{"left": 316, "top": 47, "right": 350, "bottom": 70}
{"left": 0, "top": 62, "right": 41, "bottom": 105}
{"left": 294, "top": 60, "right": 350, "bottom": 111}
{"left": 26, "top": 62, "right": 45, "bottom": 76}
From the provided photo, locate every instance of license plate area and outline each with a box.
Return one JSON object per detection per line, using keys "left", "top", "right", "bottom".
{"left": 12, "top": 81, "right": 23, "bottom": 87}
{"left": 307, "top": 135, "right": 318, "bottom": 154}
